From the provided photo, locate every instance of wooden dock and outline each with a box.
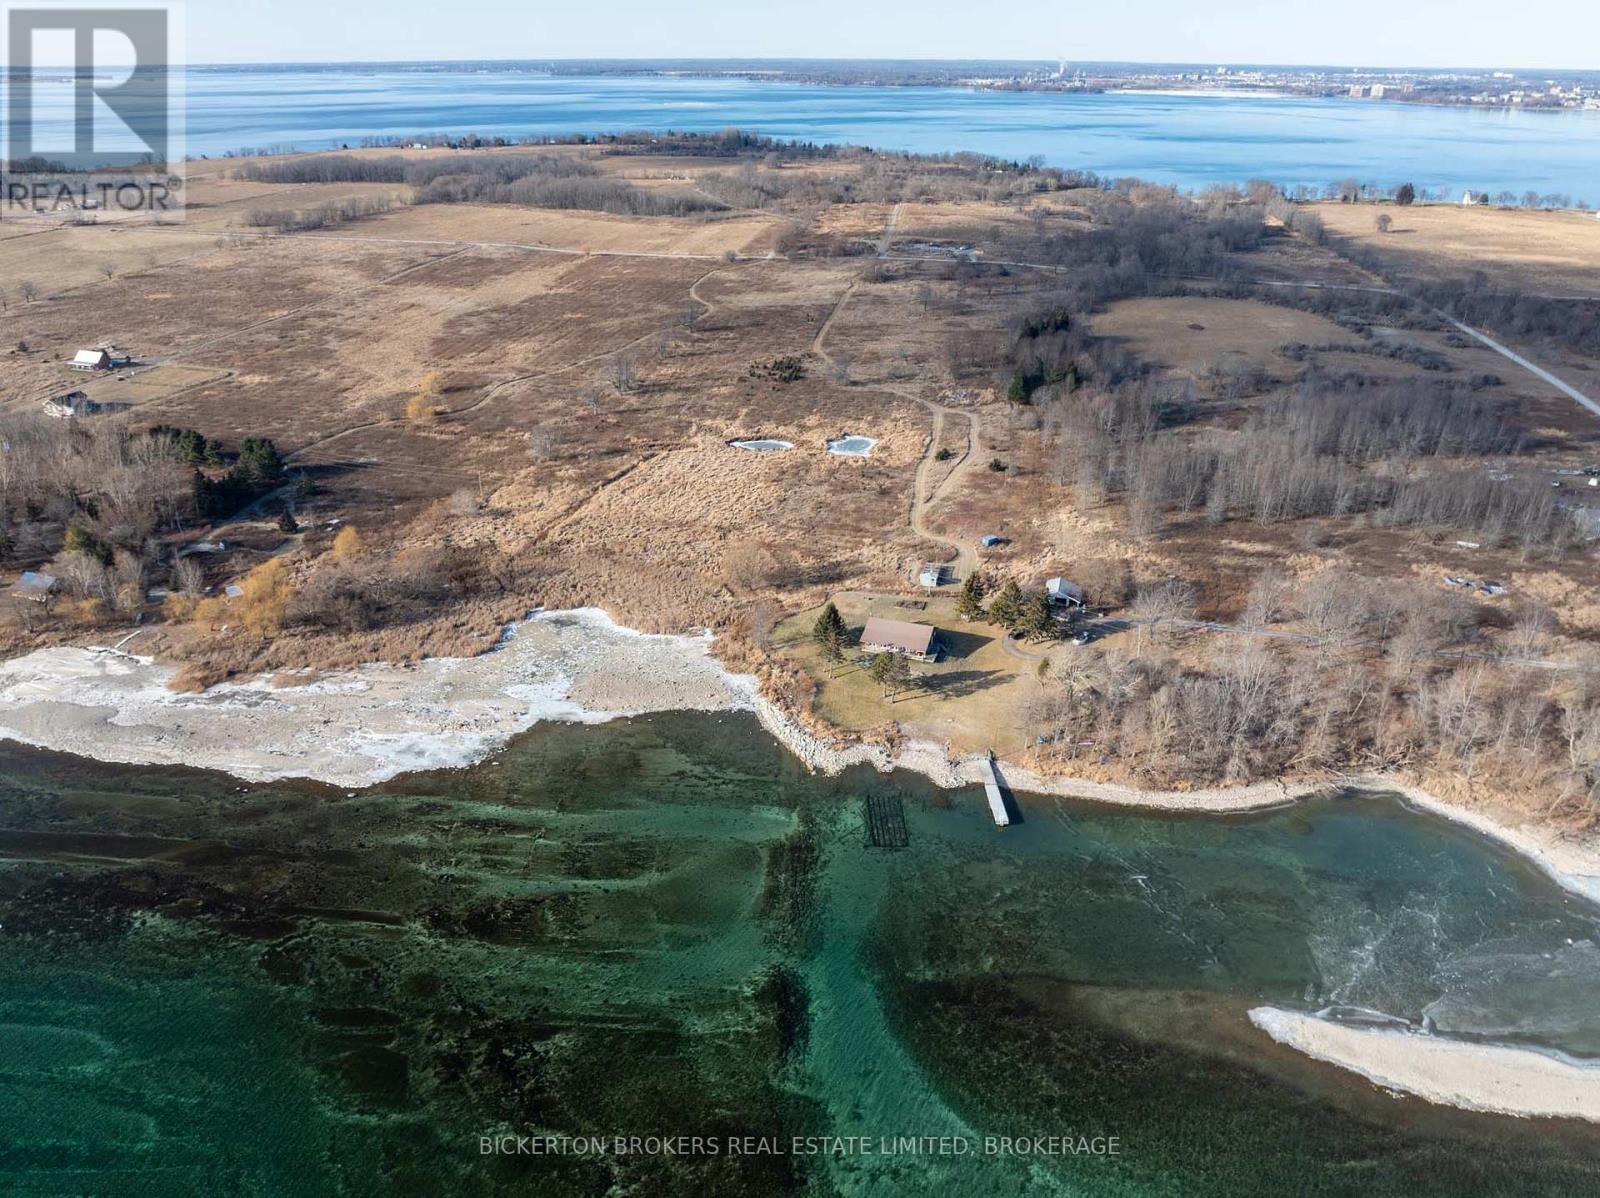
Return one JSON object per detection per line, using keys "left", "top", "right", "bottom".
{"left": 979, "top": 754, "right": 1010, "bottom": 827}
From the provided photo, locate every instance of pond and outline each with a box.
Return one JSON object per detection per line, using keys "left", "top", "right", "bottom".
{"left": 826, "top": 434, "right": 877, "bottom": 457}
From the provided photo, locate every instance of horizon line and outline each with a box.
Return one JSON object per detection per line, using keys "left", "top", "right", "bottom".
{"left": 172, "top": 55, "right": 1595, "bottom": 75}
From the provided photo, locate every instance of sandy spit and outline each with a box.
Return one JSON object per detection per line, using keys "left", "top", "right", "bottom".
{"left": 1249, "top": 1007, "right": 1600, "bottom": 1124}
{"left": 0, "top": 609, "right": 756, "bottom": 788}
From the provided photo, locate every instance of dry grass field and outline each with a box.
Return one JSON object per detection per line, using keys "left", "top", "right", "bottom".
{"left": 1092, "top": 297, "right": 1366, "bottom": 377}
{"left": 1312, "top": 202, "right": 1600, "bottom": 295}
{"left": 311, "top": 201, "right": 787, "bottom": 257}
{"left": 5, "top": 144, "right": 1600, "bottom": 812}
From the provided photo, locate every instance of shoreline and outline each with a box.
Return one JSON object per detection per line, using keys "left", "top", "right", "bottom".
{"left": 0, "top": 609, "right": 758, "bottom": 789}
{"left": 2, "top": 609, "right": 1599, "bottom": 1124}
{"left": 748, "top": 696, "right": 1600, "bottom": 908}
{"left": 1, "top": 608, "right": 1595, "bottom": 899}
{"left": 1249, "top": 1007, "right": 1600, "bottom": 1124}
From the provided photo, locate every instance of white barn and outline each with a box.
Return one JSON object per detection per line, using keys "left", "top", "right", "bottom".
{"left": 70, "top": 348, "right": 112, "bottom": 371}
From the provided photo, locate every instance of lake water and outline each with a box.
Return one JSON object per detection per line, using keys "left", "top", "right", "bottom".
{"left": 1, "top": 713, "right": 1597, "bottom": 1195}
{"left": 162, "top": 67, "right": 1600, "bottom": 203}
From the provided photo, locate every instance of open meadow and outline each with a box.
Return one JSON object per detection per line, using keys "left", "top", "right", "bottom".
{"left": 3, "top": 141, "right": 1600, "bottom": 824}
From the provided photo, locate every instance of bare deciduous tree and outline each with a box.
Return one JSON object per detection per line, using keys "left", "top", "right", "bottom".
{"left": 606, "top": 351, "right": 638, "bottom": 394}
{"left": 171, "top": 555, "right": 206, "bottom": 596}
{"left": 1242, "top": 567, "right": 1292, "bottom": 629}
{"left": 526, "top": 426, "right": 559, "bottom": 462}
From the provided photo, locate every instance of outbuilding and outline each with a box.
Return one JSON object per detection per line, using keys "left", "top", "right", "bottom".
{"left": 11, "top": 571, "right": 57, "bottom": 603}
{"left": 1045, "top": 577, "right": 1086, "bottom": 608}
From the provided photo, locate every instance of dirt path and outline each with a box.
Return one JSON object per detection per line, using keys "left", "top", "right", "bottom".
{"left": 876, "top": 202, "right": 903, "bottom": 257}
{"left": 810, "top": 280, "right": 856, "bottom": 362}
{"left": 1439, "top": 318, "right": 1600, "bottom": 420}
{"left": 895, "top": 385, "right": 980, "bottom": 580}
{"left": 811, "top": 271, "right": 982, "bottom": 581}
{"left": 1000, "top": 634, "right": 1051, "bottom": 664}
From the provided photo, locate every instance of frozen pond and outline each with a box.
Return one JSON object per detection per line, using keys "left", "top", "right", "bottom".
{"left": 826, "top": 434, "right": 877, "bottom": 457}
{"left": 729, "top": 439, "right": 794, "bottom": 452}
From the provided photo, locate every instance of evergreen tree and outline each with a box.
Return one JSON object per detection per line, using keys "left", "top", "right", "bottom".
{"left": 956, "top": 571, "right": 985, "bottom": 620}
{"left": 190, "top": 468, "right": 213, "bottom": 518}
{"left": 812, "top": 602, "right": 848, "bottom": 660}
{"left": 277, "top": 508, "right": 300, "bottom": 534}
{"left": 1395, "top": 182, "right": 1416, "bottom": 207}
{"left": 988, "top": 579, "right": 1024, "bottom": 631}
{"left": 1021, "top": 591, "right": 1056, "bottom": 641}
{"left": 62, "top": 522, "right": 108, "bottom": 563}
{"left": 236, "top": 438, "right": 286, "bottom": 487}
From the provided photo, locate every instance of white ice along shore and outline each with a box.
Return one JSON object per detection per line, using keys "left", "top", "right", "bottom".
{"left": 1250, "top": 1007, "right": 1600, "bottom": 1123}
{"left": 0, "top": 608, "right": 758, "bottom": 788}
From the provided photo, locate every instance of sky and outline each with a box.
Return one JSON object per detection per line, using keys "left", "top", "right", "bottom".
{"left": 181, "top": 1, "right": 1596, "bottom": 70}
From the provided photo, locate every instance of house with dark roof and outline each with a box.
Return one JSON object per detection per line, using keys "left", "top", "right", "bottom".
{"left": 41, "top": 391, "right": 102, "bottom": 419}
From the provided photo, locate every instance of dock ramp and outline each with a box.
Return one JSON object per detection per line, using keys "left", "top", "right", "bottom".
{"left": 979, "top": 754, "right": 1010, "bottom": 827}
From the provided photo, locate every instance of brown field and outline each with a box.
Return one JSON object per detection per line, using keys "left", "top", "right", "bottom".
{"left": 307, "top": 201, "right": 786, "bottom": 257}
{"left": 4, "top": 146, "right": 1600, "bottom": 805}
{"left": 1092, "top": 297, "right": 1363, "bottom": 377}
{"left": 1312, "top": 202, "right": 1600, "bottom": 295}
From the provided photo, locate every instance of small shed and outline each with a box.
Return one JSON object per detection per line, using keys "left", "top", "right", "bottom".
{"left": 980, "top": 534, "right": 1005, "bottom": 548}
{"left": 861, "top": 616, "right": 940, "bottom": 661}
{"left": 1046, "top": 577, "right": 1086, "bottom": 608}
{"left": 11, "top": 571, "right": 57, "bottom": 602}
{"left": 70, "top": 348, "right": 113, "bottom": 372}
{"left": 918, "top": 563, "right": 947, "bottom": 589}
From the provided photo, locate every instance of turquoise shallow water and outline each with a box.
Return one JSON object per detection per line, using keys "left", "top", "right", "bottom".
{"left": 0, "top": 713, "right": 1597, "bottom": 1194}
{"left": 26, "top": 67, "right": 1600, "bottom": 199}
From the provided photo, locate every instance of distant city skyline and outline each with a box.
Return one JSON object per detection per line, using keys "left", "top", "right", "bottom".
{"left": 182, "top": 2, "right": 1594, "bottom": 71}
